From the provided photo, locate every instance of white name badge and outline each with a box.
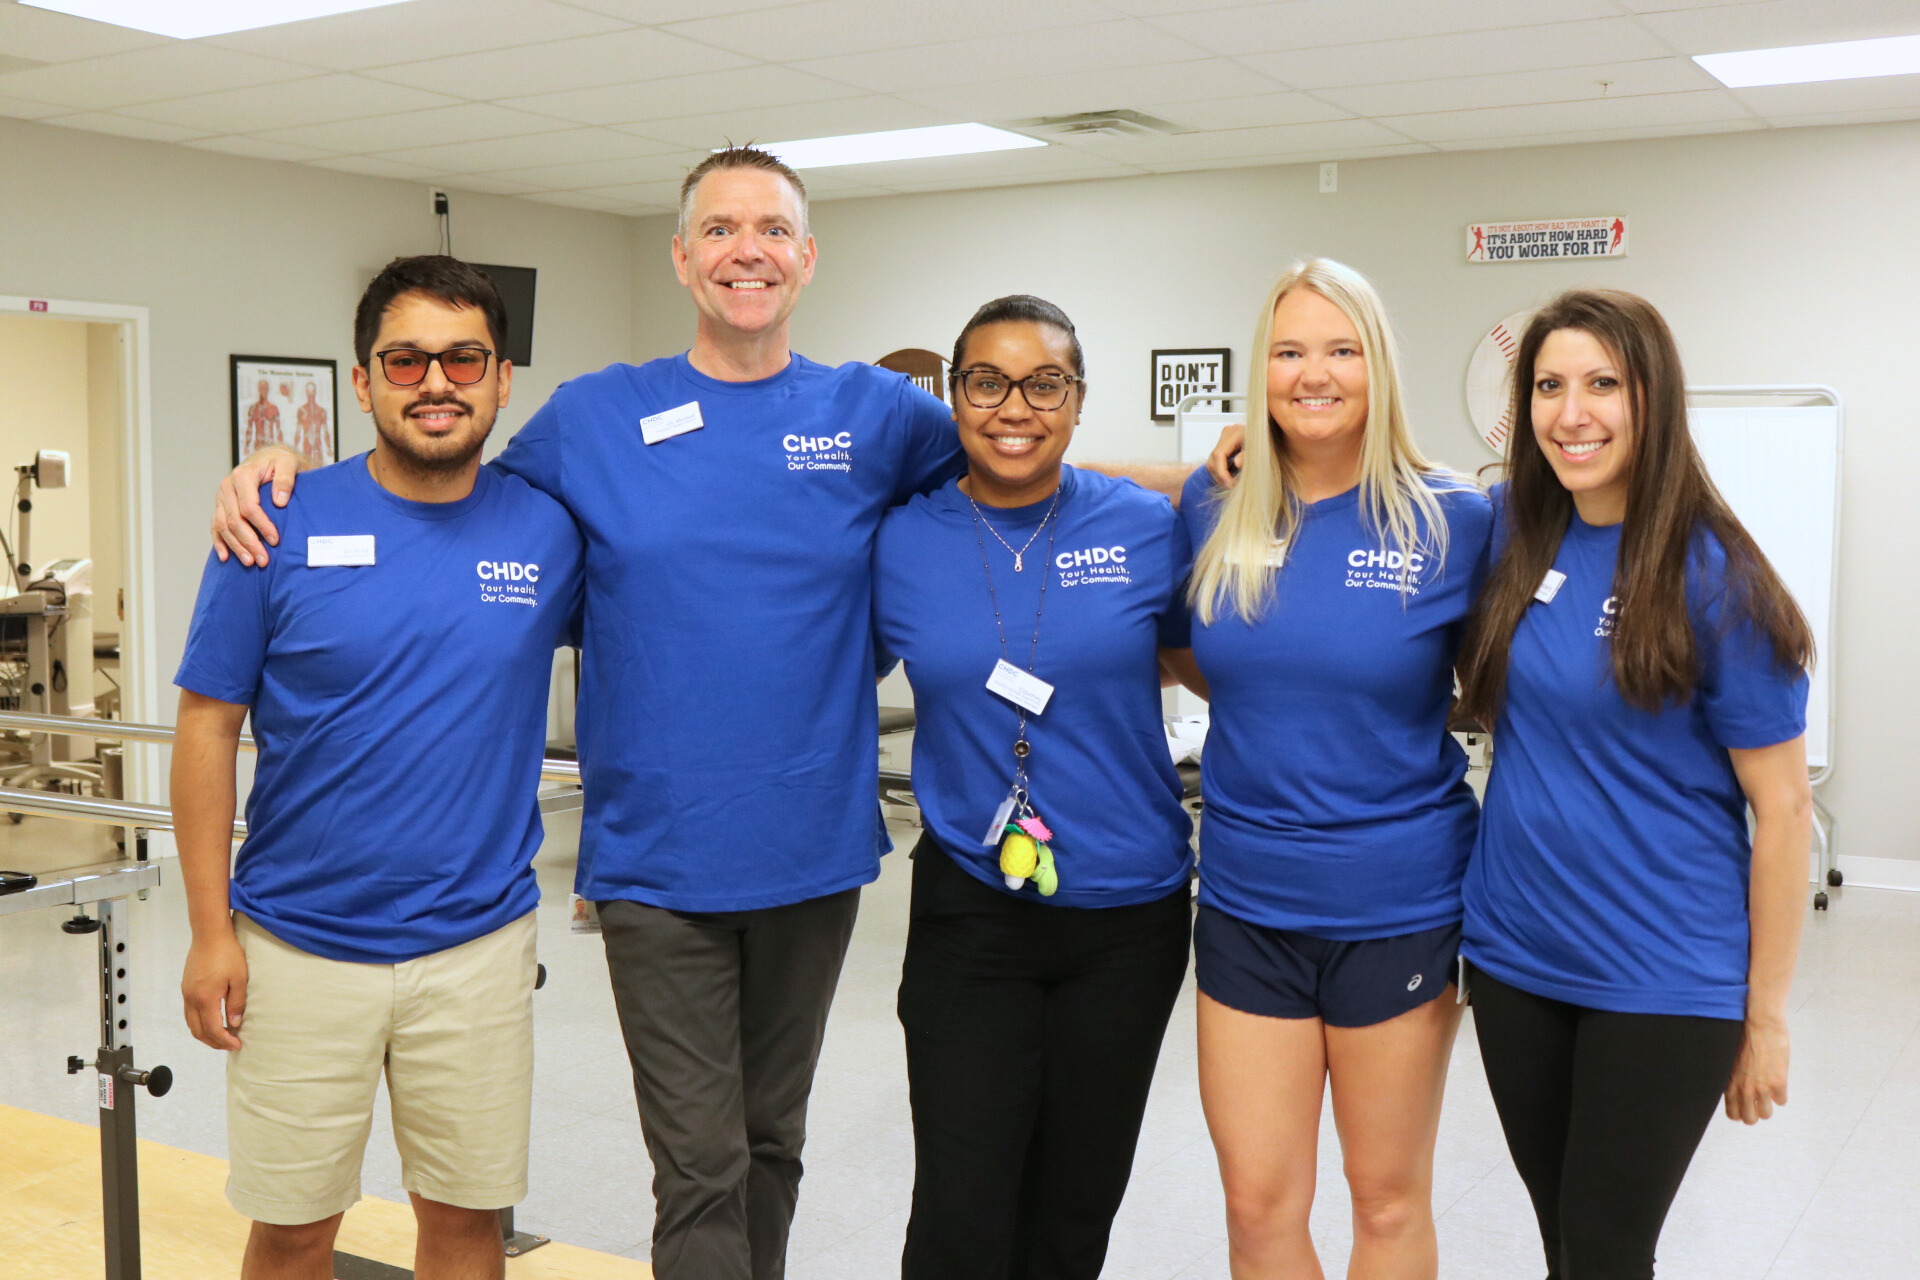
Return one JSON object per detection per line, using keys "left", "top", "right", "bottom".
{"left": 640, "top": 400, "right": 703, "bottom": 445}
{"left": 982, "top": 790, "right": 1020, "bottom": 847}
{"left": 986, "top": 659, "right": 1054, "bottom": 716}
{"left": 307, "top": 535, "right": 375, "bottom": 566}
{"left": 1534, "top": 568, "right": 1567, "bottom": 603}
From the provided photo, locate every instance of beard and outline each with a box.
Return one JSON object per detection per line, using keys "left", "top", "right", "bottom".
{"left": 373, "top": 392, "right": 494, "bottom": 474}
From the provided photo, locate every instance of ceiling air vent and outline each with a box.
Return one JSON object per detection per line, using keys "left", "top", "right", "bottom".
{"left": 1013, "top": 109, "right": 1191, "bottom": 139}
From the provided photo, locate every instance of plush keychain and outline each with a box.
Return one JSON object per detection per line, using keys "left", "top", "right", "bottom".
{"left": 998, "top": 813, "right": 1059, "bottom": 896}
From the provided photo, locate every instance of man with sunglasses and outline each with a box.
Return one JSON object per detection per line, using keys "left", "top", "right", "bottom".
{"left": 175, "top": 255, "right": 582, "bottom": 1280}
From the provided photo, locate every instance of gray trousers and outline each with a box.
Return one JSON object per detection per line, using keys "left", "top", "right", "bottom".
{"left": 599, "top": 888, "right": 861, "bottom": 1280}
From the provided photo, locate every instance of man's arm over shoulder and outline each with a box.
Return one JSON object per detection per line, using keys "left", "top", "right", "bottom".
{"left": 888, "top": 377, "right": 965, "bottom": 505}
{"left": 212, "top": 446, "right": 313, "bottom": 566}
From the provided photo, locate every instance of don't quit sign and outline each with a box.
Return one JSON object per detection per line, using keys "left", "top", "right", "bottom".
{"left": 1150, "top": 348, "right": 1230, "bottom": 423}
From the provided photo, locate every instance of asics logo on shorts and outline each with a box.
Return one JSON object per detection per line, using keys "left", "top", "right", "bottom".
{"left": 1407, "top": 973, "right": 1424, "bottom": 992}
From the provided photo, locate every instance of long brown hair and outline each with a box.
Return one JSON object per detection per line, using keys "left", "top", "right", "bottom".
{"left": 1457, "top": 290, "right": 1812, "bottom": 722}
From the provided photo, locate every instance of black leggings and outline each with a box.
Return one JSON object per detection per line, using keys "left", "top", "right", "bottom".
{"left": 898, "top": 835, "right": 1192, "bottom": 1280}
{"left": 1469, "top": 963, "right": 1744, "bottom": 1280}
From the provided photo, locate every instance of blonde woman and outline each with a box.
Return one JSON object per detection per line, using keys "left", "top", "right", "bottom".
{"left": 1165, "top": 259, "right": 1491, "bottom": 1278}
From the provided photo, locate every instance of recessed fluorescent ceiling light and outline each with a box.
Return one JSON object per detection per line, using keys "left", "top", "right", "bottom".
{"left": 1694, "top": 32, "right": 1920, "bottom": 88}
{"left": 20, "top": 0, "right": 410, "bottom": 40}
{"left": 751, "top": 123, "right": 1045, "bottom": 170}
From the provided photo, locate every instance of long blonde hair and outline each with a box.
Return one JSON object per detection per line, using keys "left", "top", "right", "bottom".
{"left": 1190, "top": 258, "right": 1454, "bottom": 624}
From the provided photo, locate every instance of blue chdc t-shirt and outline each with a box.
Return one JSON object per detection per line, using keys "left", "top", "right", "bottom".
{"left": 492, "top": 353, "right": 963, "bottom": 912}
{"left": 1463, "top": 501, "right": 1808, "bottom": 1020}
{"left": 872, "top": 467, "right": 1195, "bottom": 908}
{"left": 174, "top": 456, "right": 584, "bottom": 964}
{"left": 1179, "top": 468, "right": 1492, "bottom": 940}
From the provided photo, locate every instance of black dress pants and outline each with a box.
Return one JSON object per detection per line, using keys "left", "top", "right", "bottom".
{"left": 898, "top": 835, "right": 1193, "bottom": 1280}
{"left": 1468, "top": 962, "right": 1745, "bottom": 1280}
{"left": 599, "top": 888, "right": 861, "bottom": 1280}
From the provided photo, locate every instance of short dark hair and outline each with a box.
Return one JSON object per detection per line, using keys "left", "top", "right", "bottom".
{"left": 678, "top": 145, "right": 809, "bottom": 238}
{"left": 353, "top": 255, "right": 508, "bottom": 368}
{"left": 950, "top": 295, "right": 1084, "bottom": 377}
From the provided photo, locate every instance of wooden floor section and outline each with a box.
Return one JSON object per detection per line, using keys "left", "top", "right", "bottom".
{"left": 0, "top": 1104, "right": 651, "bottom": 1279}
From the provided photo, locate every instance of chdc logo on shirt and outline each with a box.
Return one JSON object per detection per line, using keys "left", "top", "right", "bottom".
{"left": 783, "top": 431, "right": 853, "bottom": 473}
{"left": 1595, "top": 595, "right": 1618, "bottom": 638}
{"left": 1343, "top": 547, "right": 1427, "bottom": 594}
{"left": 1054, "top": 545, "right": 1130, "bottom": 587}
{"left": 477, "top": 560, "right": 540, "bottom": 607}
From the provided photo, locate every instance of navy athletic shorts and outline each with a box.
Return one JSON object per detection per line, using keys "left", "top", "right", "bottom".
{"left": 1194, "top": 905, "right": 1460, "bottom": 1028}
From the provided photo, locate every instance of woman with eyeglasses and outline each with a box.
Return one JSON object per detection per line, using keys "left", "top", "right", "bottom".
{"left": 1176, "top": 259, "right": 1490, "bottom": 1279}
{"left": 871, "top": 295, "right": 1195, "bottom": 1280}
{"left": 1456, "top": 290, "right": 1811, "bottom": 1278}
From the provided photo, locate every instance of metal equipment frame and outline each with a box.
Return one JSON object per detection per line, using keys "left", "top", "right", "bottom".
{"left": 0, "top": 710, "right": 585, "bottom": 1277}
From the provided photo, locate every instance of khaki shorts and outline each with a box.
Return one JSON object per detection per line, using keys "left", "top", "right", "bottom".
{"left": 226, "top": 911, "right": 536, "bottom": 1225}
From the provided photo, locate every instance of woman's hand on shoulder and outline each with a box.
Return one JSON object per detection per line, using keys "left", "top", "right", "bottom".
{"left": 1206, "top": 423, "right": 1244, "bottom": 489}
{"left": 1724, "top": 1014, "right": 1790, "bottom": 1124}
{"left": 213, "top": 445, "right": 307, "bottom": 566}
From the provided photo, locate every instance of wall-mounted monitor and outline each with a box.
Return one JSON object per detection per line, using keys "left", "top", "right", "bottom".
{"left": 471, "top": 263, "right": 536, "bottom": 368}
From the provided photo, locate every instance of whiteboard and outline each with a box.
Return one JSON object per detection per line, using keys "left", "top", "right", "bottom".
{"left": 1688, "top": 404, "right": 1838, "bottom": 771}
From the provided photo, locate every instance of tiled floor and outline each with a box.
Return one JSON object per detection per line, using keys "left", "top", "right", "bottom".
{"left": 4, "top": 811, "right": 1918, "bottom": 1278}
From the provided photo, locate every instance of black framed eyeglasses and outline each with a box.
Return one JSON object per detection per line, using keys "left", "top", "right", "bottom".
{"left": 951, "top": 367, "right": 1081, "bottom": 411}
{"left": 374, "top": 346, "right": 494, "bottom": 387}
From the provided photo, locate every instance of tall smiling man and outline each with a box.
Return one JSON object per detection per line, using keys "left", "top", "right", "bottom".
{"left": 213, "top": 148, "right": 960, "bottom": 1280}
{"left": 179, "top": 256, "right": 582, "bottom": 1280}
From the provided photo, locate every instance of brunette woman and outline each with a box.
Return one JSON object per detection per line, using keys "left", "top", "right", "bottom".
{"left": 1456, "top": 289, "right": 1813, "bottom": 1279}
{"left": 872, "top": 295, "right": 1195, "bottom": 1279}
{"left": 1172, "top": 259, "right": 1491, "bottom": 1278}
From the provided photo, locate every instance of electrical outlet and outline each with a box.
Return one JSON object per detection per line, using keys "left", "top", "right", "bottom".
{"left": 1319, "top": 162, "right": 1338, "bottom": 194}
{"left": 429, "top": 187, "right": 449, "bottom": 214}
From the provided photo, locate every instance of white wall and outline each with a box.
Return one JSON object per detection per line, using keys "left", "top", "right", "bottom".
{"left": 634, "top": 120, "right": 1920, "bottom": 868}
{"left": 0, "top": 116, "right": 636, "bottom": 721}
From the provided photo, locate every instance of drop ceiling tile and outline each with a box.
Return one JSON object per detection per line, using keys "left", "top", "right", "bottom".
{"left": 1134, "top": 141, "right": 1435, "bottom": 173}
{"left": 1430, "top": 117, "right": 1765, "bottom": 151}
{"left": 491, "top": 150, "right": 709, "bottom": 189}
{"left": 205, "top": 0, "right": 634, "bottom": 72}
{"left": 256, "top": 103, "right": 575, "bottom": 152}
{"left": 1317, "top": 58, "right": 1721, "bottom": 117}
{"left": 877, "top": 168, "right": 1136, "bottom": 194}
{"left": 525, "top": 189, "right": 639, "bottom": 213}
{"left": 1129, "top": 91, "right": 1358, "bottom": 131}
{"left": 1637, "top": 0, "right": 1920, "bottom": 55}
{"left": 185, "top": 136, "right": 342, "bottom": 162}
{"left": 441, "top": 174, "right": 549, "bottom": 195}
{"left": 1763, "top": 105, "right": 1920, "bottom": 127}
{"left": 363, "top": 26, "right": 753, "bottom": 100}
{"left": 815, "top": 145, "right": 1138, "bottom": 188}
{"left": 1731, "top": 74, "right": 1920, "bottom": 118}
{"left": 0, "top": 3, "right": 167, "bottom": 62}
{"left": 1379, "top": 88, "right": 1755, "bottom": 142}
{"left": 1159, "top": 0, "right": 1624, "bottom": 57}
{"left": 505, "top": 64, "right": 855, "bottom": 126}
{"left": 0, "top": 93, "right": 67, "bottom": 121}
{"left": 895, "top": 57, "right": 1284, "bottom": 119}
{"left": 1242, "top": 18, "right": 1675, "bottom": 92}
{"left": 118, "top": 75, "right": 462, "bottom": 134}
{"left": 309, "top": 154, "right": 456, "bottom": 180}
{"left": 1610, "top": 0, "right": 1754, "bottom": 10}
{"left": 572, "top": 178, "right": 685, "bottom": 205}
{"left": 1102, "top": 0, "right": 1271, "bottom": 14}
{"left": 378, "top": 126, "right": 680, "bottom": 170}
{"left": 789, "top": 20, "right": 1216, "bottom": 95}
{"left": 0, "top": 54, "right": 46, "bottom": 76}
{"left": 1060, "top": 116, "right": 1411, "bottom": 164}
{"left": 626, "top": 96, "right": 956, "bottom": 150}
{"left": 562, "top": 0, "right": 793, "bottom": 21}
{"left": 0, "top": 44, "right": 319, "bottom": 112}
{"left": 663, "top": 0, "right": 1120, "bottom": 63}
{"left": 40, "top": 112, "right": 214, "bottom": 143}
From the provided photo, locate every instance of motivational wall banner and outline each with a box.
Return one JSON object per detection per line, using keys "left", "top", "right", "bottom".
{"left": 1467, "top": 217, "right": 1627, "bottom": 263}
